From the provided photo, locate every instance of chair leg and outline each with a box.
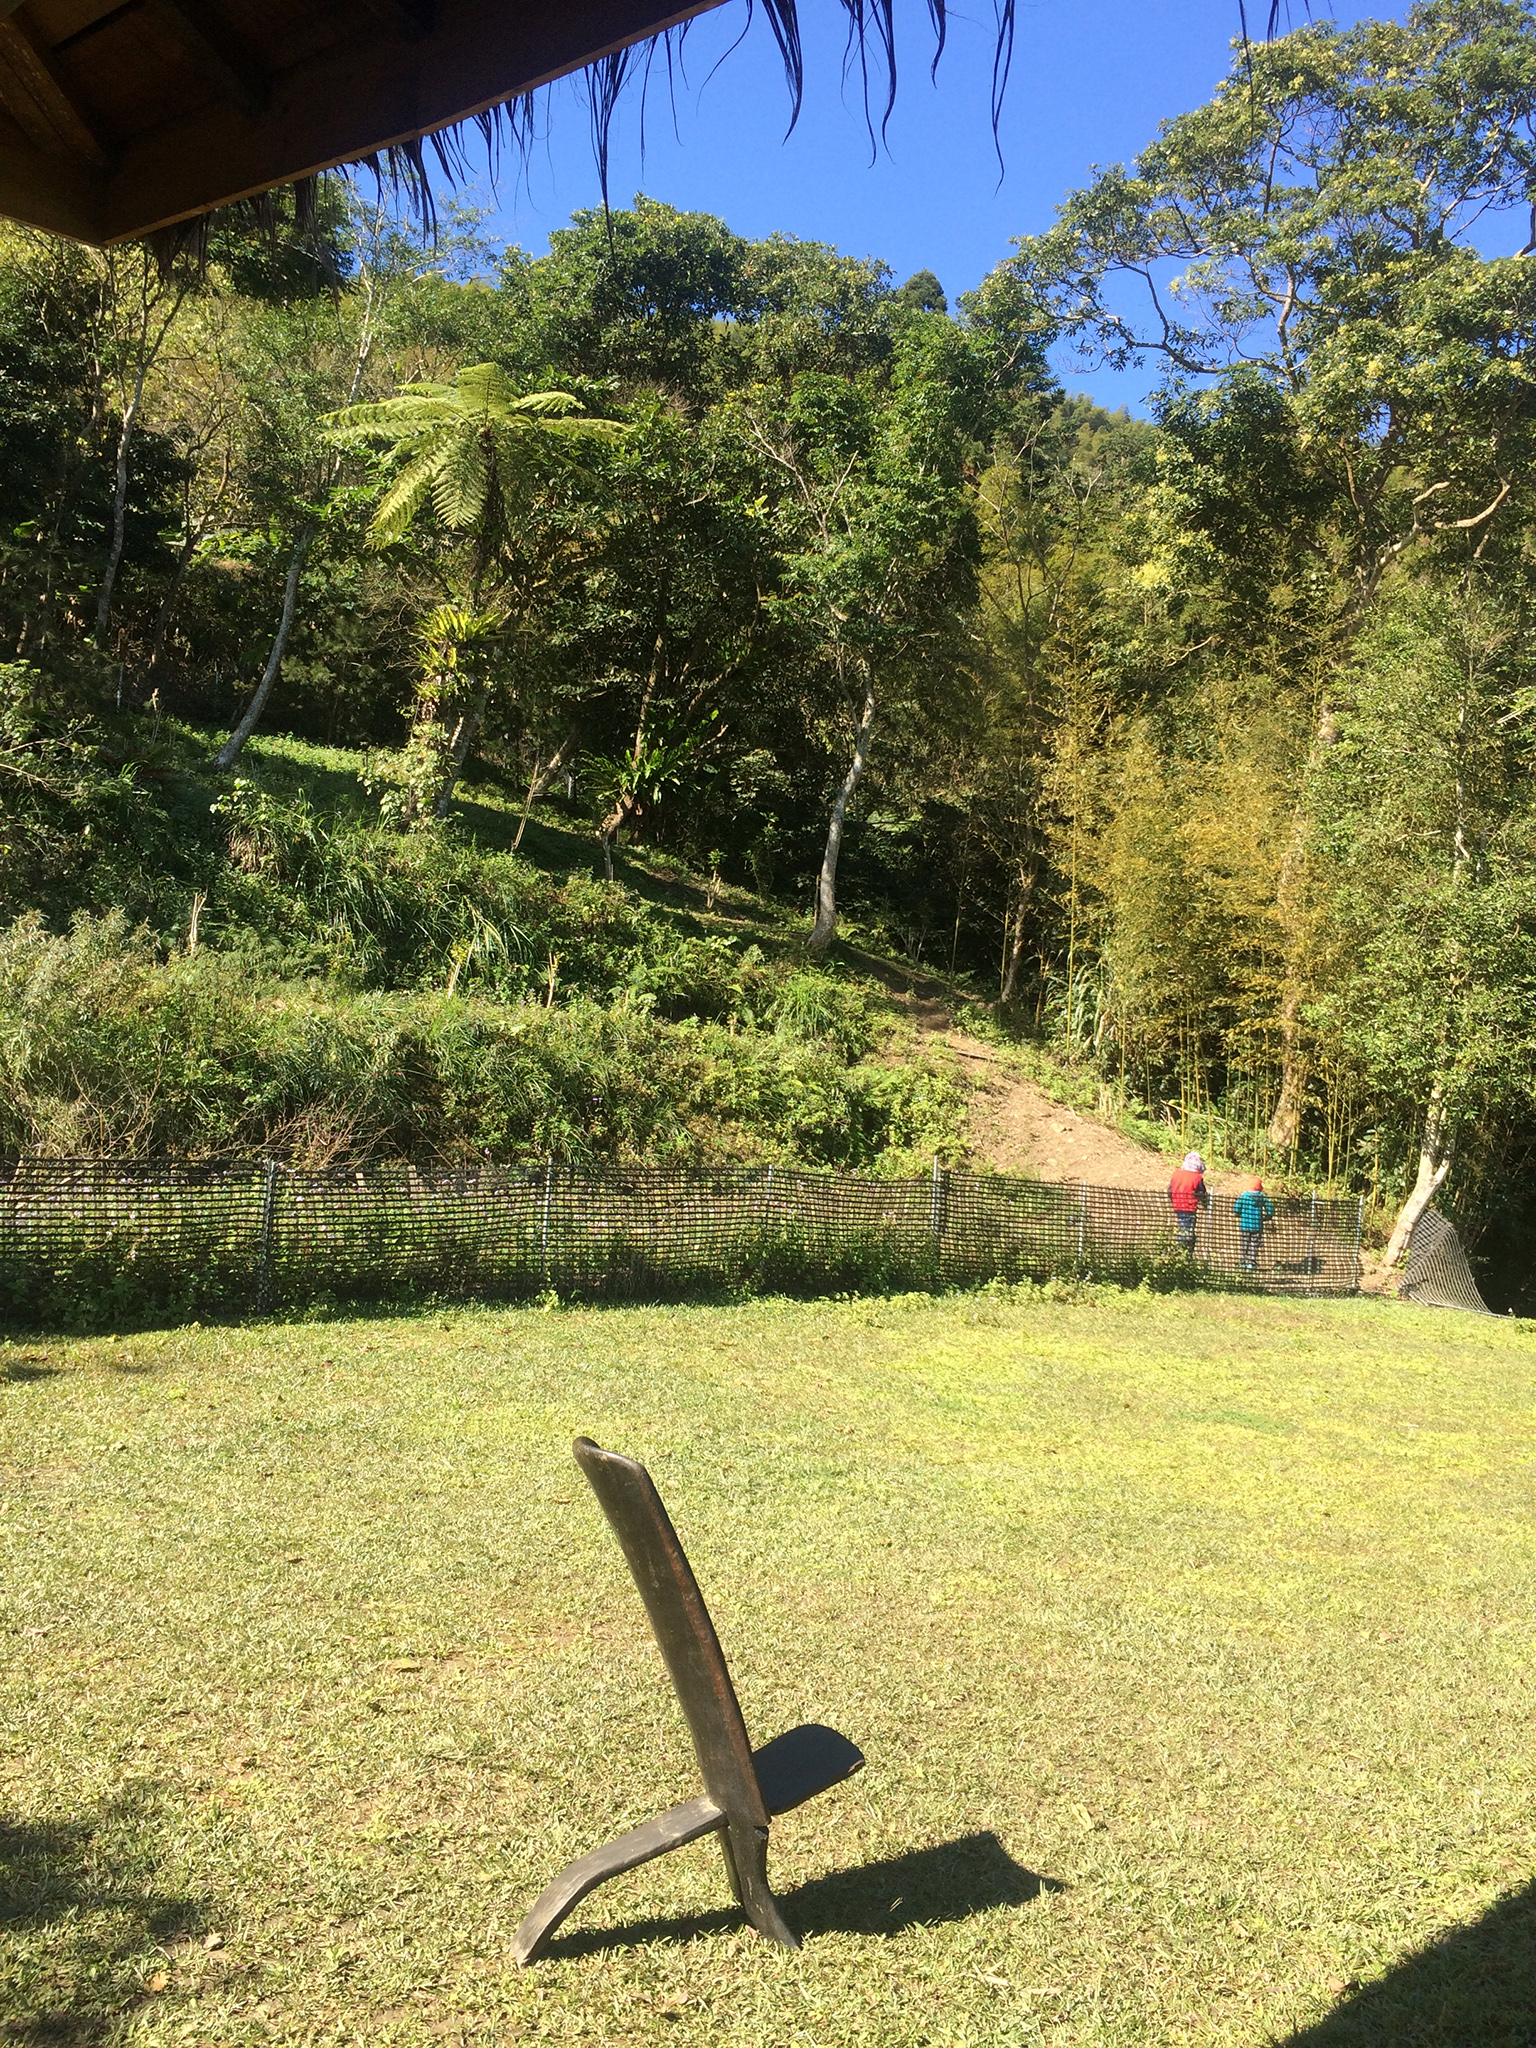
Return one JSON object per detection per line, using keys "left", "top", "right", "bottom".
{"left": 512, "top": 1793, "right": 724, "bottom": 1965}
{"left": 719, "top": 1818, "right": 799, "bottom": 1949}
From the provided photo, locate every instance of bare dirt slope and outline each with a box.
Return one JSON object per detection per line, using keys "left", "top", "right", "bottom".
{"left": 895, "top": 989, "right": 1250, "bottom": 1196}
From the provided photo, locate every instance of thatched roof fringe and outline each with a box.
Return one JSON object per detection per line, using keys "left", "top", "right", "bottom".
{"left": 141, "top": 0, "right": 1020, "bottom": 270}
{"left": 562, "top": 2, "right": 1020, "bottom": 223}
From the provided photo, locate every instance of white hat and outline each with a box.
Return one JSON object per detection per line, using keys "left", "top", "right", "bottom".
{"left": 1183, "top": 1151, "right": 1205, "bottom": 1172}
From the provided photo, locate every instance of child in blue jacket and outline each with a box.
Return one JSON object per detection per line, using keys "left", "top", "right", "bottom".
{"left": 1232, "top": 1176, "right": 1274, "bottom": 1271}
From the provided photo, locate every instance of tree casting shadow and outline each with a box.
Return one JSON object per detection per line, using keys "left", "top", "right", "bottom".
{"left": 1280, "top": 1875, "right": 1536, "bottom": 2048}
{"left": 0, "top": 1789, "right": 204, "bottom": 2047}
{"left": 540, "top": 1829, "right": 1061, "bottom": 1960}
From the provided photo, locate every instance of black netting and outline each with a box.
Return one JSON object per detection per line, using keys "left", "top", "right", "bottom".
{"left": 0, "top": 1157, "right": 265, "bottom": 1324}
{"left": 0, "top": 1159, "right": 1363, "bottom": 1322}
{"left": 1400, "top": 1207, "right": 1492, "bottom": 1315}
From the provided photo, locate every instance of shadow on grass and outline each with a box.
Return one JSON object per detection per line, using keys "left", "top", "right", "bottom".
{"left": 234, "top": 733, "right": 382, "bottom": 820}
{"left": 2, "top": 1363, "right": 59, "bottom": 1383}
{"left": 1280, "top": 1877, "right": 1536, "bottom": 2047}
{"left": 542, "top": 1830, "right": 1060, "bottom": 1960}
{"left": 0, "top": 1788, "right": 204, "bottom": 2046}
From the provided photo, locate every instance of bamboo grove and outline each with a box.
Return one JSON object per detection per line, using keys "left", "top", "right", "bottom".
{"left": 6, "top": 0, "right": 1536, "bottom": 1294}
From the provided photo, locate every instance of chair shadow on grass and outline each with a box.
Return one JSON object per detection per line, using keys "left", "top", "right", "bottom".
{"left": 0, "top": 1789, "right": 204, "bottom": 2047}
{"left": 540, "top": 1830, "right": 1062, "bottom": 1961}
{"left": 1279, "top": 1875, "right": 1536, "bottom": 2048}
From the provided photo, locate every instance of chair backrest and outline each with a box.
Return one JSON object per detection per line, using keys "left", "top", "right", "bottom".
{"left": 573, "top": 1437, "right": 768, "bottom": 1830}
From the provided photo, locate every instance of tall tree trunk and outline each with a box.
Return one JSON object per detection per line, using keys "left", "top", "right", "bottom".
{"left": 433, "top": 684, "right": 491, "bottom": 817}
{"left": 1382, "top": 1085, "right": 1454, "bottom": 1269}
{"left": 93, "top": 265, "right": 190, "bottom": 645}
{"left": 95, "top": 359, "right": 149, "bottom": 643}
{"left": 999, "top": 865, "right": 1035, "bottom": 1003}
{"left": 596, "top": 792, "right": 640, "bottom": 881}
{"left": 215, "top": 525, "right": 315, "bottom": 769}
{"left": 513, "top": 735, "right": 574, "bottom": 850}
{"left": 808, "top": 685, "right": 875, "bottom": 956}
{"left": 1265, "top": 984, "right": 1306, "bottom": 1151}
{"left": 1266, "top": 700, "right": 1340, "bottom": 1149}
{"left": 593, "top": 640, "right": 663, "bottom": 882}
{"left": 210, "top": 258, "right": 371, "bottom": 771}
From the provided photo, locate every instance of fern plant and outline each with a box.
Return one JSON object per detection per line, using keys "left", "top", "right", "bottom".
{"left": 326, "top": 364, "right": 625, "bottom": 815}
{"left": 324, "top": 363, "right": 624, "bottom": 591}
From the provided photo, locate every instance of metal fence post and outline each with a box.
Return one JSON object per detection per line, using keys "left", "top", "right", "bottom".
{"left": 1307, "top": 1189, "right": 1319, "bottom": 1296}
{"left": 1077, "top": 1181, "right": 1088, "bottom": 1268}
{"left": 255, "top": 1156, "right": 277, "bottom": 1312}
{"left": 539, "top": 1155, "right": 555, "bottom": 1287}
{"left": 929, "top": 1157, "right": 945, "bottom": 1278}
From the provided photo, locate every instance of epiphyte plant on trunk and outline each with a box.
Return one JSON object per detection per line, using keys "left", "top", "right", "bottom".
{"left": 366, "top": 600, "right": 508, "bottom": 829}
{"left": 324, "top": 363, "right": 626, "bottom": 812}
{"left": 585, "top": 711, "right": 723, "bottom": 882}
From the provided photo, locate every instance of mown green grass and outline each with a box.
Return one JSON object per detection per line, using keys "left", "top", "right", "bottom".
{"left": 3, "top": 1287, "right": 1535, "bottom": 2046}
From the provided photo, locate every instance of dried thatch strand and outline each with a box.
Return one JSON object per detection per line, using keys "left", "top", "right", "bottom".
{"left": 133, "top": 0, "right": 1017, "bottom": 261}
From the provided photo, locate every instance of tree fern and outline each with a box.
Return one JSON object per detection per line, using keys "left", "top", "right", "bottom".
{"left": 324, "top": 365, "right": 624, "bottom": 573}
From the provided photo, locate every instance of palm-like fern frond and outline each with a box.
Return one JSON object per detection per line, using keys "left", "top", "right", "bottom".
{"left": 370, "top": 436, "right": 455, "bottom": 546}
{"left": 432, "top": 431, "right": 492, "bottom": 536}
{"left": 324, "top": 364, "right": 625, "bottom": 555}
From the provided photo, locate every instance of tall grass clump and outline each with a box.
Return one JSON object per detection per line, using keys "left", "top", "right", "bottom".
{"left": 0, "top": 913, "right": 964, "bottom": 1170}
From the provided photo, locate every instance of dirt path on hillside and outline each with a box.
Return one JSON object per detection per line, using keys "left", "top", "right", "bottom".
{"left": 893, "top": 988, "right": 1252, "bottom": 1196}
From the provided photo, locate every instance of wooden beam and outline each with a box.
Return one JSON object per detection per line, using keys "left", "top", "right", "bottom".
{"left": 0, "top": 44, "right": 56, "bottom": 156}
{"left": 52, "top": 1, "right": 149, "bottom": 58}
{"left": 357, "top": 0, "right": 436, "bottom": 45}
{"left": 155, "top": 0, "right": 269, "bottom": 117}
{"left": 0, "top": 8, "right": 110, "bottom": 165}
{"left": 99, "top": 0, "right": 723, "bottom": 240}
{"left": 0, "top": 120, "right": 105, "bottom": 234}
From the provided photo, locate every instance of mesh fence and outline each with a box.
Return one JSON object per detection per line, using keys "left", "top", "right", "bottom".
{"left": 1400, "top": 1207, "right": 1492, "bottom": 1315}
{"left": 0, "top": 1157, "right": 1363, "bottom": 1323}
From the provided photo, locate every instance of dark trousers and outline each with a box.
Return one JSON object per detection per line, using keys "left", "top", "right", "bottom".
{"left": 1239, "top": 1227, "right": 1263, "bottom": 1271}
{"left": 1174, "top": 1210, "right": 1198, "bottom": 1252}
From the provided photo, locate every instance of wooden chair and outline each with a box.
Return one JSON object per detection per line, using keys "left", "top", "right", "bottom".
{"left": 512, "top": 1437, "right": 864, "bottom": 1964}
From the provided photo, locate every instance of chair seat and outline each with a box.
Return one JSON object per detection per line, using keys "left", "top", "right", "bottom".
{"left": 752, "top": 1724, "right": 865, "bottom": 1816}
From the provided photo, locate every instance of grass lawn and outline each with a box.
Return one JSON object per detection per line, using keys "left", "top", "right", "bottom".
{"left": 3, "top": 1286, "right": 1535, "bottom": 2047}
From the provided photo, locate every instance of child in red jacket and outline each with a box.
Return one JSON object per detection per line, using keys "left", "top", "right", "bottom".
{"left": 1167, "top": 1151, "right": 1209, "bottom": 1253}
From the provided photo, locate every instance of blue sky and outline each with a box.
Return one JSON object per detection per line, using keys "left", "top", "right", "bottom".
{"left": 461, "top": 1, "right": 1422, "bottom": 412}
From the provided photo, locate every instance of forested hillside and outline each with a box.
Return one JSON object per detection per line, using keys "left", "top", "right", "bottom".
{"left": 5, "top": 0, "right": 1536, "bottom": 1300}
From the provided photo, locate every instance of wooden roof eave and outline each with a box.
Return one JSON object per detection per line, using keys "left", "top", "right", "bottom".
{"left": 0, "top": 0, "right": 723, "bottom": 246}
{"left": 0, "top": 122, "right": 104, "bottom": 238}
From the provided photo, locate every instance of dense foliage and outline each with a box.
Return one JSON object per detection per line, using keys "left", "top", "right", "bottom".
{"left": 6, "top": 0, "right": 1536, "bottom": 1296}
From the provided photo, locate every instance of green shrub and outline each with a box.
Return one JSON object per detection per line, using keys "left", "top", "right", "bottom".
{"left": 0, "top": 715, "right": 966, "bottom": 1179}
{"left": 0, "top": 668, "right": 200, "bottom": 928}
{"left": 0, "top": 913, "right": 968, "bottom": 1171}
{"left": 763, "top": 968, "right": 875, "bottom": 1058}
